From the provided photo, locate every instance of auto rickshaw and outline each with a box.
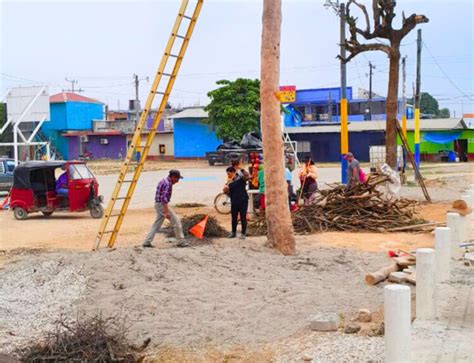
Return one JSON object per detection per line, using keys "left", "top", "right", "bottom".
{"left": 9, "top": 160, "right": 104, "bottom": 220}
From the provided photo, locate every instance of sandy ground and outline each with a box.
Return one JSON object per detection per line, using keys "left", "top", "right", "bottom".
{"left": 0, "top": 202, "right": 448, "bottom": 255}
{"left": 0, "top": 242, "right": 388, "bottom": 358}
{"left": 0, "top": 163, "right": 472, "bottom": 361}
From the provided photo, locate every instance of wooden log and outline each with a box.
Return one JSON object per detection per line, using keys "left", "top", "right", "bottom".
{"left": 386, "top": 221, "right": 444, "bottom": 232}
{"left": 365, "top": 264, "right": 402, "bottom": 285}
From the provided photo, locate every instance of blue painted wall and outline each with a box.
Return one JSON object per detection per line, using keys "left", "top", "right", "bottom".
{"left": 173, "top": 118, "right": 221, "bottom": 157}
{"left": 293, "top": 87, "right": 353, "bottom": 105}
{"left": 41, "top": 101, "right": 103, "bottom": 160}
{"left": 289, "top": 131, "right": 385, "bottom": 162}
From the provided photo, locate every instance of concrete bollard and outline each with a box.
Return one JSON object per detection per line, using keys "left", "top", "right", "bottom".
{"left": 416, "top": 248, "right": 436, "bottom": 320}
{"left": 446, "top": 212, "right": 462, "bottom": 259}
{"left": 434, "top": 227, "right": 451, "bottom": 283}
{"left": 385, "top": 284, "right": 411, "bottom": 363}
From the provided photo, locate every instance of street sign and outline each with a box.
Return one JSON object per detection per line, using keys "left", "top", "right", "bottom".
{"left": 6, "top": 86, "right": 50, "bottom": 123}
{"left": 276, "top": 85, "right": 296, "bottom": 103}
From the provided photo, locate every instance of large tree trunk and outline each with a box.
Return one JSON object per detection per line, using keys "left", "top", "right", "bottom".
{"left": 260, "top": 0, "right": 295, "bottom": 255}
{"left": 385, "top": 43, "right": 401, "bottom": 169}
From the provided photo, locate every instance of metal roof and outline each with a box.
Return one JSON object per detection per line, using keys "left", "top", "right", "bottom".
{"left": 169, "top": 107, "right": 208, "bottom": 119}
{"left": 285, "top": 118, "right": 467, "bottom": 134}
{"left": 50, "top": 92, "right": 103, "bottom": 104}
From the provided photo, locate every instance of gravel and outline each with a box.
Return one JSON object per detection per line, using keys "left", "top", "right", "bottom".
{"left": 0, "top": 257, "right": 87, "bottom": 353}
{"left": 274, "top": 332, "right": 384, "bottom": 363}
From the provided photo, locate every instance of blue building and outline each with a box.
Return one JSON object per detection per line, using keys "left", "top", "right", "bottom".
{"left": 41, "top": 92, "right": 104, "bottom": 159}
{"left": 171, "top": 107, "right": 221, "bottom": 158}
{"left": 284, "top": 87, "right": 413, "bottom": 127}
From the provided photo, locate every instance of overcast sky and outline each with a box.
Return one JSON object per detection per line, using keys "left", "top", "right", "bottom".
{"left": 1, "top": 0, "right": 473, "bottom": 117}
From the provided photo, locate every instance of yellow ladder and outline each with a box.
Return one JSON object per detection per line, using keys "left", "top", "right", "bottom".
{"left": 93, "top": 0, "right": 204, "bottom": 250}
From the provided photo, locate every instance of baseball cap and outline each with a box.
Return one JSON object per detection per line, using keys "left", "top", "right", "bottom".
{"left": 343, "top": 152, "right": 354, "bottom": 160}
{"left": 169, "top": 169, "right": 183, "bottom": 179}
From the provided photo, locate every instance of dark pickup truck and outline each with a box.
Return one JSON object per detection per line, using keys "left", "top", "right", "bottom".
{"left": 0, "top": 158, "right": 15, "bottom": 192}
{"left": 206, "top": 146, "right": 296, "bottom": 171}
{"left": 206, "top": 148, "right": 260, "bottom": 166}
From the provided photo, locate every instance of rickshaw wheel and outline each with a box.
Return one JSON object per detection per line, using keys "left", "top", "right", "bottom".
{"left": 42, "top": 211, "right": 54, "bottom": 217}
{"left": 13, "top": 207, "right": 28, "bottom": 220}
{"left": 90, "top": 204, "right": 104, "bottom": 219}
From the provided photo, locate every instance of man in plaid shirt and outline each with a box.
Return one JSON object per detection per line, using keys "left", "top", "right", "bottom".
{"left": 143, "top": 170, "right": 189, "bottom": 248}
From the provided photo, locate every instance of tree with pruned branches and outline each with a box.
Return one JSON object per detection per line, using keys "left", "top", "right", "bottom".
{"left": 340, "top": 0, "right": 428, "bottom": 168}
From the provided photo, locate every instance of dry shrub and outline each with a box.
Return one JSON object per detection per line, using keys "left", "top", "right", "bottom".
{"left": 17, "top": 313, "right": 147, "bottom": 362}
{"left": 175, "top": 203, "right": 206, "bottom": 208}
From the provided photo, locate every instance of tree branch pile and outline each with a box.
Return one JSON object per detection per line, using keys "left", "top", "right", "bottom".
{"left": 248, "top": 175, "right": 429, "bottom": 236}
{"left": 166, "top": 214, "right": 227, "bottom": 239}
{"left": 17, "top": 314, "right": 147, "bottom": 362}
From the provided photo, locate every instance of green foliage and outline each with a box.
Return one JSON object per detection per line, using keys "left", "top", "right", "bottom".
{"left": 0, "top": 102, "right": 11, "bottom": 143}
{"left": 409, "top": 92, "right": 450, "bottom": 118}
{"left": 438, "top": 108, "right": 450, "bottom": 118}
{"left": 205, "top": 78, "right": 260, "bottom": 141}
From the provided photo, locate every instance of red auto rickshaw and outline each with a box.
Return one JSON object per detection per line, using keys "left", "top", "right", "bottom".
{"left": 9, "top": 160, "right": 104, "bottom": 220}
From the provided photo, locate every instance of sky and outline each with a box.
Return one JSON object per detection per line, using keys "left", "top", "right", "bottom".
{"left": 1, "top": 0, "right": 473, "bottom": 117}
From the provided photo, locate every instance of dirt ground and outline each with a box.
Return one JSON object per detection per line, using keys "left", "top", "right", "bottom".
{"left": 0, "top": 164, "right": 472, "bottom": 362}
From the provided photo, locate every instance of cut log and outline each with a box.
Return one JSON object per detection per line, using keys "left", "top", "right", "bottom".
{"left": 392, "top": 256, "right": 416, "bottom": 268}
{"left": 386, "top": 221, "right": 444, "bottom": 232}
{"left": 365, "top": 264, "right": 402, "bottom": 285}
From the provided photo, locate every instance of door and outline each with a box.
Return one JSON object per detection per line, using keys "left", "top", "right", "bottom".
{"left": 454, "top": 139, "right": 468, "bottom": 162}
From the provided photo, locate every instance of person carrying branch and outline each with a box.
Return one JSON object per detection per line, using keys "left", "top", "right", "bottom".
{"left": 298, "top": 156, "right": 318, "bottom": 205}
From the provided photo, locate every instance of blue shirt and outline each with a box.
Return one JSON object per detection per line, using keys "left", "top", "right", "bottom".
{"left": 285, "top": 168, "right": 292, "bottom": 182}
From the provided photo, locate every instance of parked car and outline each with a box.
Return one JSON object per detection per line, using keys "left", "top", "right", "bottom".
{"left": 0, "top": 158, "right": 15, "bottom": 192}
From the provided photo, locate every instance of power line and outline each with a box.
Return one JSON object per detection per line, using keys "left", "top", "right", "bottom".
{"left": 422, "top": 40, "right": 474, "bottom": 101}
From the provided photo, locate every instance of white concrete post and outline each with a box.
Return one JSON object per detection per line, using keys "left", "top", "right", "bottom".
{"left": 416, "top": 248, "right": 436, "bottom": 320}
{"left": 385, "top": 284, "right": 411, "bottom": 363}
{"left": 434, "top": 227, "right": 451, "bottom": 283}
{"left": 446, "top": 212, "right": 462, "bottom": 260}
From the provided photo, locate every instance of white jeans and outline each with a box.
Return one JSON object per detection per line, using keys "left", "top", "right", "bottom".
{"left": 143, "top": 203, "right": 184, "bottom": 245}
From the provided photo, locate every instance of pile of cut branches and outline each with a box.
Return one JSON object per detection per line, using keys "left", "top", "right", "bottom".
{"left": 166, "top": 214, "right": 227, "bottom": 239}
{"left": 17, "top": 314, "right": 147, "bottom": 362}
{"left": 248, "top": 175, "right": 430, "bottom": 236}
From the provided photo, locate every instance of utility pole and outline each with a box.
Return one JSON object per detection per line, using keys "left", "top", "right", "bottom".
{"left": 414, "top": 29, "right": 422, "bottom": 168}
{"left": 65, "top": 78, "right": 77, "bottom": 92}
{"left": 368, "top": 62, "right": 375, "bottom": 120}
{"left": 133, "top": 74, "right": 140, "bottom": 126}
{"left": 339, "top": 1, "right": 348, "bottom": 184}
{"left": 402, "top": 56, "right": 407, "bottom": 137}
{"left": 64, "top": 78, "right": 83, "bottom": 93}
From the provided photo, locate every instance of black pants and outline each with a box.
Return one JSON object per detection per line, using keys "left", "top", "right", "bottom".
{"left": 231, "top": 200, "right": 248, "bottom": 235}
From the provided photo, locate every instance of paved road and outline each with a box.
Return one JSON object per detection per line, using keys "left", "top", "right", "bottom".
{"left": 97, "top": 167, "right": 344, "bottom": 210}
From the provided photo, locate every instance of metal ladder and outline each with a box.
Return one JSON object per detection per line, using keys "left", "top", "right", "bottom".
{"left": 94, "top": 0, "right": 204, "bottom": 250}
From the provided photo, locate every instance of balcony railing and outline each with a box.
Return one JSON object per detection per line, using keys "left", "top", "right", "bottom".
{"left": 93, "top": 120, "right": 136, "bottom": 134}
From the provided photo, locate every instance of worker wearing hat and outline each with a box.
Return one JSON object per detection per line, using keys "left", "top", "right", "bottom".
{"left": 143, "top": 169, "right": 189, "bottom": 248}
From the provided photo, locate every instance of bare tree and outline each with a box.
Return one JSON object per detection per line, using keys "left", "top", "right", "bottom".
{"left": 260, "top": 0, "right": 296, "bottom": 255}
{"left": 341, "top": 0, "right": 428, "bottom": 168}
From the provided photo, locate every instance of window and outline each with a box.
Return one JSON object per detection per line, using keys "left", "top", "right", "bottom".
{"left": 298, "top": 141, "right": 311, "bottom": 153}
{"left": 159, "top": 144, "right": 166, "bottom": 154}
{"left": 69, "top": 164, "right": 95, "bottom": 180}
